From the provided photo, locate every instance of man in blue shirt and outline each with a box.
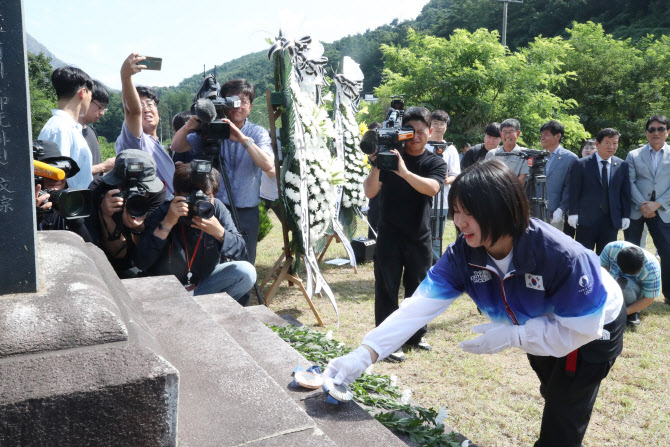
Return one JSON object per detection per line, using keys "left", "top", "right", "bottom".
{"left": 600, "top": 241, "right": 661, "bottom": 328}
{"left": 171, "top": 79, "right": 274, "bottom": 271}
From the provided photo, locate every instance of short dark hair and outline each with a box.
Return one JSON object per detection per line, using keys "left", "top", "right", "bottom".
{"left": 581, "top": 138, "right": 596, "bottom": 150}
{"left": 91, "top": 80, "right": 109, "bottom": 105}
{"left": 484, "top": 122, "right": 501, "bottom": 138}
{"left": 500, "top": 118, "right": 520, "bottom": 132}
{"left": 617, "top": 245, "right": 645, "bottom": 275}
{"left": 51, "top": 66, "right": 93, "bottom": 100}
{"left": 220, "top": 79, "right": 255, "bottom": 103}
{"left": 172, "top": 111, "right": 192, "bottom": 133}
{"left": 367, "top": 122, "right": 382, "bottom": 130}
{"left": 448, "top": 159, "right": 530, "bottom": 246}
{"left": 596, "top": 128, "right": 620, "bottom": 143}
{"left": 173, "top": 162, "right": 220, "bottom": 197}
{"left": 645, "top": 115, "right": 669, "bottom": 130}
{"left": 540, "top": 120, "right": 564, "bottom": 142}
{"left": 431, "top": 110, "right": 450, "bottom": 125}
{"left": 402, "top": 106, "right": 432, "bottom": 128}
{"left": 136, "top": 86, "right": 159, "bottom": 105}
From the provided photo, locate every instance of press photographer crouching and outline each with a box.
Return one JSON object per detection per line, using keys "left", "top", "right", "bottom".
{"left": 33, "top": 139, "right": 95, "bottom": 242}
{"left": 135, "top": 161, "right": 255, "bottom": 303}
{"left": 363, "top": 106, "right": 447, "bottom": 362}
{"left": 89, "top": 149, "right": 166, "bottom": 277}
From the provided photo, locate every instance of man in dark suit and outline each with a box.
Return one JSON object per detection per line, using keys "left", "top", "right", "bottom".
{"left": 568, "top": 128, "right": 631, "bottom": 254}
{"left": 624, "top": 115, "right": 670, "bottom": 303}
{"left": 540, "top": 120, "right": 578, "bottom": 233}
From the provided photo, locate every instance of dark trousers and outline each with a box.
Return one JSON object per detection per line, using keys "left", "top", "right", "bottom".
{"left": 625, "top": 215, "right": 670, "bottom": 300}
{"left": 528, "top": 304, "right": 625, "bottom": 447}
{"left": 225, "top": 205, "right": 259, "bottom": 306}
{"left": 563, "top": 215, "right": 575, "bottom": 239}
{"left": 575, "top": 213, "right": 618, "bottom": 255}
{"left": 374, "top": 228, "right": 431, "bottom": 345}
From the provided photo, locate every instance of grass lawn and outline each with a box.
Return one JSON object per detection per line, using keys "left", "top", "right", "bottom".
{"left": 253, "top": 212, "right": 670, "bottom": 446}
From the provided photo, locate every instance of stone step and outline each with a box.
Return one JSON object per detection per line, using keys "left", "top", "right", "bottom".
{"left": 192, "top": 293, "right": 408, "bottom": 447}
{"left": 122, "top": 276, "right": 337, "bottom": 447}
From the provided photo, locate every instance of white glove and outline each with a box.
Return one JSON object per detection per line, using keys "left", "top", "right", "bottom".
{"left": 567, "top": 215, "right": 578, "bottom": 229}
{"left": 324, "top": 346, "right": 373, "bottom": 386}
{"left": 621, "top": 218, "right": 630, "bottom": 231}
{"left": 458, "top": 323, "right": 521, "bottom": 354}
{"left": 551, "top": 208, "right": 563, "bottom": 224}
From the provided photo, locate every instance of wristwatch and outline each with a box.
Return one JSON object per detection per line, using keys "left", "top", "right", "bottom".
{"left": 242, "top": 137, "right": 254, "bottom": 149}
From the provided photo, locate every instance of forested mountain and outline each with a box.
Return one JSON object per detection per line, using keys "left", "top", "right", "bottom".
{"left": 28, "top": 0, "right": 670, "bottom": 151}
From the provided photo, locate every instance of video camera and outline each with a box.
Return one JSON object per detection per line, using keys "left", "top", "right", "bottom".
{"left": 427, "top": 141, "right": 453, "bottom": 156}
{"left": 33, "top": 141, "right": 93, "bottom": 220}
{"left": 112, "top": 159, "right": 150, "bottom": 218}
{"left": 191, "top": 74, "right": 242, "bottom": 153}
{"left": 360, "top": 96, "right": 415, "bottom": 171}
{"left": 498, "top": 148, "right": 550, "bottom": 173}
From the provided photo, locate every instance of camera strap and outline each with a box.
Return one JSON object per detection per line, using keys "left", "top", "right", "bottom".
{"left": 181, "top": 225, "right": 204, "bottom": 285}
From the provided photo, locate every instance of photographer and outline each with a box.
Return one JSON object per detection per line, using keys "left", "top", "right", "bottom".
{"left": 117, "top": 53, "right": 174, "bottom": 195}
{"left": 135, "top": 162, "right": 255, "bottom": 303}
{"left": 170, "top": 79, "right": 274, "bottom": 270}
{"left": 34, "top": 140, "right": 94, "bottom": 242}
{"left": 363, "top": 106, "right": 447, "bottom": 362}
{"left": 89, "top": 150, "right": 166, "bottom": 277}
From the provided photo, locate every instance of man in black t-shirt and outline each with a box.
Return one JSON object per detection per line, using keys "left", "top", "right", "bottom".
{"left": 363, "top": 107, "right": 447, "bottom": 362}
{"left": 460, "top": 122, "right": 501, "bottom": 171}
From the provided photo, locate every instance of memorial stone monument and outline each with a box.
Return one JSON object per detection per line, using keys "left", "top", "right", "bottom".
{"left": 0, "top": 0, "right": 39, "bottom": 294}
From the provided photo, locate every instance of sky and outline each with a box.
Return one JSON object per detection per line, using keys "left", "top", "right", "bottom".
{"left": 24, "top": 0, "right": 430, "bottom": 90}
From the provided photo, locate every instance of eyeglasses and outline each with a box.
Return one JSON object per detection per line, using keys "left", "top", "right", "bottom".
{"left": 432, "top": 121, "right": 447, "bottom": 128}
{"left": 647, "top": 126, "right": 667, "bottom": 134}
{"left": 141, "top": 100, "right": 156, "bottom": 110}
{"left": 92, "top": 101, "right": 108, "bottom": 115}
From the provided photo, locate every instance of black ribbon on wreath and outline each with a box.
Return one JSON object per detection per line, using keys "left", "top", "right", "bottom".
{"left": 334, "top": 73, "right": 363, "bottom": 110}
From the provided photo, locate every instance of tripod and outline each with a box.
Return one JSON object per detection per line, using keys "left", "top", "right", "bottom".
{"left": 202, "top": 140, "right": 265, "bottom": 305}
{"left": 498, "top": 149, "right": 550, "bottom": 223}
{"left": 430, "top": 184, "right": 446, "bottom": 265}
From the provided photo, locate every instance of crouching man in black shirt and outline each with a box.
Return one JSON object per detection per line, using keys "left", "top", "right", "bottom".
{"left": 135, "top": 162, "right": 256, "bottom": 303}
{"left": 363, "top": 106, "right": 447, "bottom": 362}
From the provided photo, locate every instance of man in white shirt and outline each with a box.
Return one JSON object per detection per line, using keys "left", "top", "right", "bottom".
{"left": 38, "top": 66, "right": 93, "bottom": 190}
{"left": 426, "top": 110, "right": 460, "bottom": 262}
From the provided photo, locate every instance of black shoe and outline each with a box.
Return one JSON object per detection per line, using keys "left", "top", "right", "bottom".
{"left": 386, "top": 349, "right": 406, "bottom": 363}
{"left": 406, "top": 338, "right": 433, "bottom": 352}
{"left": 626, "top": 312, "right": 641, "bottom": 328}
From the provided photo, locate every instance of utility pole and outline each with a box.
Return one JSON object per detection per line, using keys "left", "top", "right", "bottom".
{"left": 497, "top": 0, "right": 523, "bottom": 47}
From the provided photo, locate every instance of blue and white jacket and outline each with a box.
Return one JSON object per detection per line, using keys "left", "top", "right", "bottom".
{"left": 363, "top": 219, "right": 623, "bottom": 359}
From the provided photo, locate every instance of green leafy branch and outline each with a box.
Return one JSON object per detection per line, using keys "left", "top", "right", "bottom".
{"left": 269, "top": 324, "right": 464, "bottom": 447}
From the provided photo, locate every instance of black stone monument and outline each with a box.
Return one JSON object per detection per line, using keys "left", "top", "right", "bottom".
{"left": 0, "top": 0, "right": 39, "bottom": 293}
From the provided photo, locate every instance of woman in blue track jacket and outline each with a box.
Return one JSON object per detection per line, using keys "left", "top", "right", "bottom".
{"left": 325, "top": 159, "right": 626, "bottom": 447}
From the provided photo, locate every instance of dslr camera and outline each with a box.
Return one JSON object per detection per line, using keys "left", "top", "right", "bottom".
{"left": 113, "top": 159, "right": 150, "bottom": 217}
{"left": 360, "top": 96, "right": 415, "bottom": 171}
{"left": 180, "top": 159, "right": 216, "bottom": 225}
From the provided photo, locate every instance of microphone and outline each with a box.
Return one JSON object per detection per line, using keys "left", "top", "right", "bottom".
{"left": 194, "top": 98, "right": 217, "bottom": 124}
{"left": 33, "top": 160, "right": 66, "bottom": 181}
{"left": 359, "top": 130, "right": 378, "bottom": 155}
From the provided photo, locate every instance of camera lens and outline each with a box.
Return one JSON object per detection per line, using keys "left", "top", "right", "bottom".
{"left": 50, "top": 189, "right": 93, "bottom": 219}
{"left": 125, "top": 194, "right": 150, "bottom": 217}
{"left": 195, "top": 201, "right": 215, "bottom": 219}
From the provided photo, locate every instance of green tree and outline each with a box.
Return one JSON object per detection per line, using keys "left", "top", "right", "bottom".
{"left": 366, "top": 28, "right": 588, "bottom": 151}
{"left": 27, "top": 52, "right": 57, "bottom": 140}
{"left": 560, "top": 22, "right": 670, "bottom": 153}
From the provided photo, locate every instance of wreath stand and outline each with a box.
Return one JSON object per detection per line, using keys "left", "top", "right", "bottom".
{"left": 259, "top": 89, "right": 324, "bottom": 326}
{"left": 317, "top": 234, "right": 358, "bottom": 274}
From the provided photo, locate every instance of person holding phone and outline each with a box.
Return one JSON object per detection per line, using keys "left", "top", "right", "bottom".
{"left": 326, "top": 159, "right": 626, "bottom": 447}
{"left": 116, "top": 53, "right": 174, "bottom": 195}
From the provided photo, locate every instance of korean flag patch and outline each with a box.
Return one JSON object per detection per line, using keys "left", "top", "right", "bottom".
{"left": 525, "top": 274, "right": 545, "bottom": 291}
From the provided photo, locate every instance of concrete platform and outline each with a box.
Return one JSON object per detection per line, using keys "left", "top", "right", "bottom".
{"left": 123, "top": 276, "right": 337, "bottom": 447}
